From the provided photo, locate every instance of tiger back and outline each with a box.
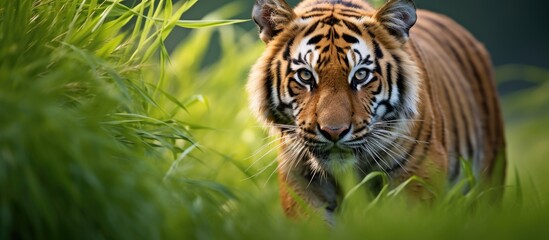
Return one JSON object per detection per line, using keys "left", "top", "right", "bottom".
{"left": 248, "top": 0, "right": 506, "bottom": 220}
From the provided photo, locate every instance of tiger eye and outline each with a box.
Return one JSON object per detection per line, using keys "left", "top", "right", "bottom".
{"left": 298, "top": 69, "right": 313, "bottom": 83}
{"left": 354, "top": 69, "right": 369, "bottom": 81}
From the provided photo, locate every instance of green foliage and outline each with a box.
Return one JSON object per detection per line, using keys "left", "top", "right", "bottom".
{"left": 0, "top": 0, "right": 243, "bottom": 239}
{"left": 2, "top": 0, "right": 549, "bottom": 239}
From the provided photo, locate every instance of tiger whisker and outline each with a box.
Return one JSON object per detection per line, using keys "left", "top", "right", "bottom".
{"left": 244, "top": 135, "right": 283, "bottom": 160}
{"left": 272, "top": 135, "right": 307, "bottom": 186}
{"left": 244, "top": 133, "right": 300, "bottom": 171}
{"left": 372, "top": 133, "right": 415, "bottom": 160}
{"left": 368, "top": 134, "right": 409, "bottom": 174}
{"left": 247, "top": 134, "right": 299, "bottom": 182}
{"left": 244, "top": 157, "right": 278, "bottom": 181}
{"left": 357, "top": 145, "right": 391, "bottom": 178}
{"left": 245, "top": 142, "right": 282, "bottom": 172}
{"left": 307, "top": 168, "right": 318, "bottom": 188}
{"left": 373, "top": 119, "right": 424, "bottom": 125}
{"left": 372, "top": 128, "right": 428, "bottom": 144}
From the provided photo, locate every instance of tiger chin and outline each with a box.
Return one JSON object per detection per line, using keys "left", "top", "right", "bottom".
{"left": 247, "top": 0, "right": 506, "bottom": 221}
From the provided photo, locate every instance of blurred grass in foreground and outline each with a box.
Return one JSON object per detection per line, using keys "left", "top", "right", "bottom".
{"left": 1, "top": 0, "right": 549, "bottom": 239}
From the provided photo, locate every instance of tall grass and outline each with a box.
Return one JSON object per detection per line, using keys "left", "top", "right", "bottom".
{"left": 0, "top": 0, "right": 244, "bottom": 239}
{"left": 2, "top": 0, "right": 549, "bottom": 239}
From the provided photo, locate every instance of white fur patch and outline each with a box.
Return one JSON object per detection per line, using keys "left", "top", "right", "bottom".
{"left": 345, "top": 37, "right": 376, "bottom": 90}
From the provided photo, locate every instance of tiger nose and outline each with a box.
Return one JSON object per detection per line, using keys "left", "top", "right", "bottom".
{"left": 318, "top": 124, "right": 350, "bottom": 142}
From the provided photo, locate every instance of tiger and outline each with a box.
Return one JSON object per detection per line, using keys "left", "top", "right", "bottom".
{"left": 247, "top": 0, "right": 506, "bottom": 221}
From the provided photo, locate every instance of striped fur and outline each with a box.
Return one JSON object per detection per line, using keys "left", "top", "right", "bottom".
{"left": 248, "top": 0, "right": 506, "bottom": 219}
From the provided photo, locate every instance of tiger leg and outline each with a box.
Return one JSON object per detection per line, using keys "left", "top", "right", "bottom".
{"left": 278, "top": 164, "right": 341, "bottom": 224}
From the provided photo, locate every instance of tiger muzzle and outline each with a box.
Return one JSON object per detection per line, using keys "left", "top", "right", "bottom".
{"left": 315, "top": 86, "right": 353, "bottom": 143}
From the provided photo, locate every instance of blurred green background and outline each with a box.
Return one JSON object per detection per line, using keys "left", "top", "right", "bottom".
{"left": 1, "top": 0, "right": 548, "bottom": 239}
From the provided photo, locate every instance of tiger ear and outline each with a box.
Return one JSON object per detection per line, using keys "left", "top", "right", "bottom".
{"left": 252, "top": 0, "right": 295, "bottom": 43}
{"left": 374, "top": 0, "right": 417, "bottom": 44}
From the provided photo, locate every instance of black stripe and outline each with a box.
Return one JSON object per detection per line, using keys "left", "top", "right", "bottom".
{"left": 393, "top": 55, "right": 401, "bottom": 65}
{"left": 373, "top": 40, "right": 384, "bottom": 59}
{"left": 319, "top": 55, "right": 331, "bottom": 68}
{"left": 302, "top": 13, "right": 326, "bottom": 19}
{"left": 292, "top": 52, "right": 306, "bottom": 65}
{"left": 367, "top": 30, "right": 376, "bottom": 38}
{"left": 275, "top": 60, "right": 283, "bottom": 104}
{"left": 326, "top": 28, "right": 333, "bottom": 40}
{"left": 283, "top": 37, "right": 295, "bottom": 60}
{"left": 270, "top": 85, "right": 291, "bottom": 124}
{"left": 294, "top": 106, "right": 303, "bottom": 117}
{"left": 342, "top": 19, "right": 362, "bottom": 35}
{"left": 310, "top": 7, "right": 333, "bottom": 12}
{"left": 275, "top": 61, "right": 293, "bottom": 123}
{"left": 285, "top": 51, "right": 293, "bottom": 73}
{"left": 386, "top": 63, "right": 393, "bottom": 99}
{"left": 265, "top": 68, "right": 274, "bottom": 120}
{"left": 338, "top": 54, "right": 347, "bottom": 67}
{"left": 342, "top": 33, "right": 359, "bottom": 44}
{"left": 341, "top": 53, "right": 348, "bottom": 66}
{"left": 353, "top": 126, "right": 367, "bottom": 134}
{"left": 305, "top": 21, "right": 321, "bottom": 36}
{"left": 271, "top": 29, "right": 282, "bottom": 37}
{"left": 353, "top": 49, "right": 362, "bottom": 61}
{"left": 393, "top": 55, "right": 406, "bottom": 109}
{"left": 373, "top": 60, "right": 382, "bottom": 75}
{"left": 360, "top": 54, "right": 373, "bottom": 65}
{"left": 337, "top": 7, "right": 364, "bottom": 14}
{"left": 395, "top": 72, "right": 407, "bottom": 110}
{"left": 287, "top": 78, "right": 299, "bottom": 97}
{"left": 370, "top": 77, "right": 382, "bottom": 95}
{"left": 307, "top": 34, "right": 324, "bottom": 45}
{"left": 339, "top": 13, "right": 362, "bottom": 19}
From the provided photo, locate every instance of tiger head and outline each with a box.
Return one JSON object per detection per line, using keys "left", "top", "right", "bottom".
{"left": 248, "top": 0, "right": 420, "bottom": 173}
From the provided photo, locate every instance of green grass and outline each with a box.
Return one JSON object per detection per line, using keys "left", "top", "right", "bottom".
{"left": 1, "top": 0, "right": 549, "bottom": 239}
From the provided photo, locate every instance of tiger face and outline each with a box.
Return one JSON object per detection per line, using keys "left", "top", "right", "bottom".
{"left": 249, "top": 0, "right": 419, "bottom": 173}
